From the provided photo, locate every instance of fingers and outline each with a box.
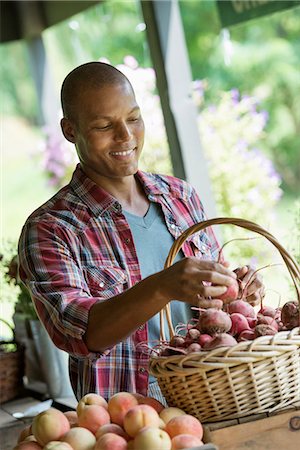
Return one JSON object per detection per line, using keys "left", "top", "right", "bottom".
{"left": 163, "top": 258, "right": 237, "bottom": 303}
{"left": 236, "top": 265, "right": 265, "bottom": 305}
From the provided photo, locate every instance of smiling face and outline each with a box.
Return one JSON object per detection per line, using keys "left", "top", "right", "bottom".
{"left": 61, "top": 80, "right": 145, "bottom": 185}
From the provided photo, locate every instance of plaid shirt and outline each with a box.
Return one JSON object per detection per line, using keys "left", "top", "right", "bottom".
{"left": 18, "top": 164, "right": 220, "bottom": 400}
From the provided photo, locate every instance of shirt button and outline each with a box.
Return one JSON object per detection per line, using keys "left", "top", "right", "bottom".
{"left": 99, "top": 282, "right": 104, "bottom": 288}
{"left": 124, "top": 238, "right": 131, "bottom": 244}
{"left": 170, "top": 224, "right": 176, "bottom": 229}
{"left": 138, "top": 325, "right": 145, "bottom": 331}
{"left": 139, "top": 367, "right": 147, "bottom": 373}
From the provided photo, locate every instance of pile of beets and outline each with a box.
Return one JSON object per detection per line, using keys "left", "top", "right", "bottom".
{"left": 160, "top": 283, "right": 299, "bottom": 356}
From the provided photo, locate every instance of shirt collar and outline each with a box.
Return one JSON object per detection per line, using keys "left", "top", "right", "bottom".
{"left": 70, "top": 164, "right": 119, "bottom": 217}
{"left": 69, "top": 164, "right": 183, "bottom": 217}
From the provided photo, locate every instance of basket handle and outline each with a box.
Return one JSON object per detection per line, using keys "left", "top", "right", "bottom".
{"left": 160, "top": 217, "right": 300, "bottom": 341}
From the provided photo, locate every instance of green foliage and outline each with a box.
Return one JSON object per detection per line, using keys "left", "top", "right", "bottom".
{"left": 0, "top": 41, "right": 38, "bottom": 123}
{"left": 179, "top": 2, "right": 300, "bottom": 195}
{"left": 0, "top": 240, "right": 37, "bottom": 320}
{"left": 196, "top": 88, "right": 282, "bottom": 264}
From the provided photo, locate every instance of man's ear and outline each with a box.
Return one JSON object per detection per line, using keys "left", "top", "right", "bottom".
{"left": 61, "top": 118, "right": 76, "bottom": 143}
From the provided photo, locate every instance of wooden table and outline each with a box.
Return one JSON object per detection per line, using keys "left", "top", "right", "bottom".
{"left": 203, "top": 402, "right": 300, "bottom": 450}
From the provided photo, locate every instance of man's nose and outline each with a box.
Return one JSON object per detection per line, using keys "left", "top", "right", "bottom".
{"left": 114, "top": 122, "right": 131, "bottom": 142}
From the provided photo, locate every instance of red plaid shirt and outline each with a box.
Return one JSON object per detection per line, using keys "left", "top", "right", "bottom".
{"left": 18, "top": 164, "right": 220, "bottom": 400}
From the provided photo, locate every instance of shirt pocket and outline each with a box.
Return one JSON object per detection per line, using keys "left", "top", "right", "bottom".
{"left": 186, "top": 231, "right": 213, "bottom": 259}
{"left": 83, "top": 265, "right": 128, "bottom": 298}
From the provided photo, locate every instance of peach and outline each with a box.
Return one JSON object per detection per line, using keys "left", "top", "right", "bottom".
{"left": 171, "top": 434, "right": 204, "bottom": 450}
{"left": 61, "top": 427, "right": 96, "bottom": 450}
{"left": 17, "top": 425, "right": 33, "bottom": 443}
{"left": 123, "top": 404, "right": 161, "bottom": 437}
{"left": 107, "top": 392, "right": 138, "bottom": 426}
{"left": 165, "top": 414, "right": 203, "bottom": 439}
{"left": 159, "top": 407, "right": 186, "bottom": 424}
{"left": 63, "top": 410, "right": 78, "bottom": 428}
{"left": 32, "top": 407, "right": 70, "bottom": 446}
{"left": 13, "top": 442, "right": 42, "bottom": 450}
{"left": 126, "top": 441, "right": 134, "bottom": 450}
{"left": 134, "top": 426, "right": 172, "bottom": 450}
{"left": 95, "top": 423, "right": 130, "bottom": 441}
{"left": 159, "top": 418, "right": 166, "bottom": 429}
{"left": 132, "top": 393, "right": 145, "bottom": 401}
{"left": 137, "top": 396, "right": 165, "bottom": 413}
{"left": 77, "top": 393, "right": 108, "bottom": 415}
{"left": 43, "top": 443, "right": 73, "bottom": 450}
{"left": 94, "top": 432, "right": 127, "bottom": 450}
{"left": 78, "top": 404, "right": 110, "bottom": 434}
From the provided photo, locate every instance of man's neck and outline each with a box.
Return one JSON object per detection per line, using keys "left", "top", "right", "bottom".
{"left": 88, "top": 171, "right": 149, "bottom": 216}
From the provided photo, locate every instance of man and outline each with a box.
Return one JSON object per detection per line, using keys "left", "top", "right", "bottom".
{"left": 18, "top": 62, "right": 263, "bottom": 402}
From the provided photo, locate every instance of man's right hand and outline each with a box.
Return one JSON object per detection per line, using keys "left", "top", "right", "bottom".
{"left": 155, "top": 257, "right": 237, "bottom": 306}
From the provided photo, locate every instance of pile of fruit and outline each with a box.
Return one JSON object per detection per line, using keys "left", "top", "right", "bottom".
{"left": 14, "top": 392, "right": 205, "bottom": 450}
{"left": 159, "top": 296, "right": 299, "bottom": 356}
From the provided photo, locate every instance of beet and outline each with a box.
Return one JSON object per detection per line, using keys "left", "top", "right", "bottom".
{"left": 203, "top": 333, "right": 237, "bottom": 350}
{"left": 196, "top": 308, "right": 232, "bottom": 335}
{"left": 218, "top": 279, "right": 239, "bottom": 303}
{"left": 198, "top": 334, "right": 213, "bottom": 347}
{"left": 246, "top": 316, "right": 257, "bottom": 328}
{"left": 186, "top": 343, "right": 202, "bottom": 353}
{"left": 238, "top": 329, "right": 255, "bottom": 342}
{"left": 228, "top": 299, "right": 256, "bottom": 318}
{"left": 229, "top": 313, "right": 250, "bottom": 336}
{"left": 257, "top": 315, "right": 279, "bottom": 331}
{"left": 258, "top": 305, "right": 276, "bottom": 318}
{"left": 169, "top": 335, "right": 186, "bottom": 348}
{"left": 254, "top": 324, "right": 277, "bottom": 338}
{"left": 184, "top": 328, "right": 201, "bottom": 347}
{"left": 281, "top": 301, "right": 299, "bottom": 330}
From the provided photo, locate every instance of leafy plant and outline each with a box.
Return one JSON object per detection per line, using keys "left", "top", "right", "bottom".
{"left": 0, "top": 240, "right": 37, "bottom": 320}
{"left": 196, "top": 87, "right": 282, "bottom": 264}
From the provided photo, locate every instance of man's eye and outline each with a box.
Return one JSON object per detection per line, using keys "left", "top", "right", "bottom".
{"left": 95, "top": 124, "right": 111, "bottom": 130}
{"left": 128, "top": 117, "right": 139, "bottom": 122}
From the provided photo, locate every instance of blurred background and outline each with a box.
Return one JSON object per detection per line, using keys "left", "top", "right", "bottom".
{"left": 1, "top": 0, "right": 300, "bottom": 337}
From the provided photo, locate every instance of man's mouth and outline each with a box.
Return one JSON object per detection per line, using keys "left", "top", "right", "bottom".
{"left": 110, "top": 148, "right": 135, "bottom": 156}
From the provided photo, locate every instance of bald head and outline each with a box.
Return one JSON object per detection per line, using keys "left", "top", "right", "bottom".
{"left": 61, "top": 62, "right": 133, "bottom": 122}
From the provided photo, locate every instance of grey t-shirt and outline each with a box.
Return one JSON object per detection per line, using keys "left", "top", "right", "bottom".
{"left": 124, "top": 202, "right": 194, "bottom": 382}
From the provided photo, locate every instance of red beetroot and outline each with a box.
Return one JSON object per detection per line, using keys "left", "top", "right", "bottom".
{"left": 186, "top": 343, "right": 202, "bottom": 353}
{"left": 257, "top": 315, "right": 279, "bottom": 331}
{"left": 238, "top": 329, "right": 255, "bottom": 342}
{"left": 196, "top": 308, "right": 232, "bottom": 335}
{"left": 198, "top": 334, "right": 214, "bottom": 347}
{"left": 228, "top": 299, "right": 256, "bottom": 318}
{"left": 218, "top": 279, "right": 239, "bottom": 303}
{"left": 254, "top": 324, "right": 277, "bottom": 338}
{"left": 258, "top": 305, "right": 276, "bottom": 318}
{"left": 169, "top": 335, "right": 186, "bottom": 348}
{"left": 246, "top": 316, "right": 257, "bottom": 328}
{"left": 203, "top": 333, "right": 237, "bottom": 350}
{"left": 281, "top": 301, "right": 299, "bottom": 330}
{"left": 229, "top": 313, "right": 250, "bottom": 336}
{"left": 184, "top": 328, "right": 201, "bottom": 347}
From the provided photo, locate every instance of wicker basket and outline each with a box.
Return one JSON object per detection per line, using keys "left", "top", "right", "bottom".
{"left": 0, "top": 319, "right": 24, "bottom": 404}
{"left": 149, "top": 217, "right": 300, "bottom": 423}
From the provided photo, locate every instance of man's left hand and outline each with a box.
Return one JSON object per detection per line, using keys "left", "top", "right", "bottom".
{"left": 234, "top": 265, "right": 265, "bottom": 306}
